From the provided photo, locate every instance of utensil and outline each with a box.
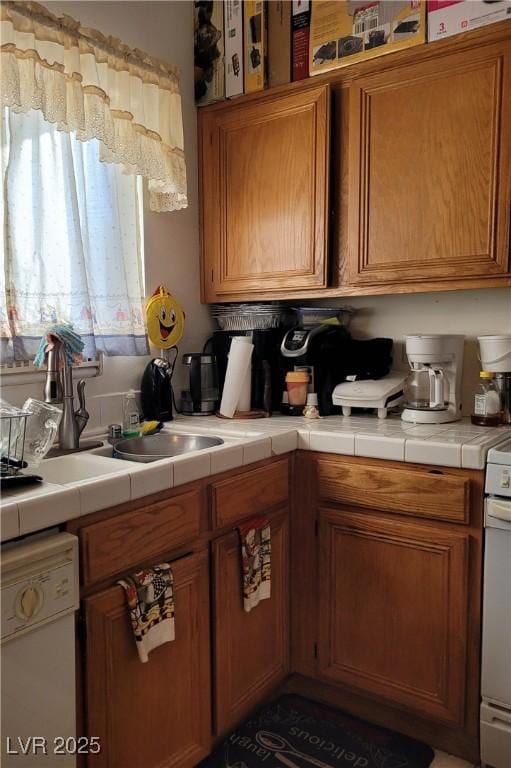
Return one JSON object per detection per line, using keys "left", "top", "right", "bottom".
{"left": 255, "top": 731, "right": 334, "bottom": 768}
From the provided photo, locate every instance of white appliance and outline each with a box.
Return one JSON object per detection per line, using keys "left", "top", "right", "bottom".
{"left": 332, "top": 373, "right": 405, "bottom": 418}
{"left": 401, "top": 334, "right": 464, "bottom": 424}
{"left": 481, "top": 438, "right": 511, "bottom": 768}
{"left": 1, "top": 531, "right": 79, "bottom": 767}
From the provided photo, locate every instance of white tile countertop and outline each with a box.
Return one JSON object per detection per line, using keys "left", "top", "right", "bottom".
{"left": 1, "top": 413, "right": 509, "bottom": 542}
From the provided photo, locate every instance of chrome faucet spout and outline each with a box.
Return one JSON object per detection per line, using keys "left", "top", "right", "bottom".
{"left": 52, "top": 355, "right": 89, "bottom": 451}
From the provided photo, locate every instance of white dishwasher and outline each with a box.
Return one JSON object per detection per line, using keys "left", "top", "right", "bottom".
{"left": 1, "top": 531, "right": 79, "bottom": 766}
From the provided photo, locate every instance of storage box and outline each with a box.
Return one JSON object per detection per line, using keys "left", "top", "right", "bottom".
{"left": 195, "top": 1, "right": 225, "bottom": 105}
{"left": 427, "top": 1, "right": 511, "bottom": 42}
{"left": 309, "top": 0, "right": 425, "bottom": 76}
{"left": 292, "top": 0, "right": 311, "bottom": 81}
{"left": 244, "top": 0, "right": 267, "bottom": 93}
{"left": 224, "top": 0, "right": 244, "bottom": 97}
{"left": 268, "top": 1, "right": 292, "bottom": 87}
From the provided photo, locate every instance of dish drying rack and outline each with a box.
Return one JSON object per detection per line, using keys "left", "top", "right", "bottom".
{"left": 0, "top": 407, "right": 42, "bottom": 489}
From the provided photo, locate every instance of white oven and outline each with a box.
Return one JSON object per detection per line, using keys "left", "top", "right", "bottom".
{"left": 481, "top": 440, "right": 511, "bottom": 768}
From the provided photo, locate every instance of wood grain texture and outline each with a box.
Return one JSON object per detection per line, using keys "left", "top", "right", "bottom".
{"left": 84, "top": 550, "right": 211, "bottom": 768}
{"left": 212, "top": 508, "right": 290, "bottom": 737}
{"left": 346, "top": 41, "right": 511, "bottom": 285}
{"left": 317, "top": 459, "right": 470, "bottom": 522}
{"left": 200, "top": 86, "right": 329, "bottom": 300}
{"left": 211, "top": 457, "right": 289, "bottom": 528}
{"left": 291, "top": 452, "right": 484, "bottom": 762}
{"left": 318, "top": 507, "right": 468, "bottom": 724}
{"left": 81, "top": 490, "right": 202, "bottom": 586}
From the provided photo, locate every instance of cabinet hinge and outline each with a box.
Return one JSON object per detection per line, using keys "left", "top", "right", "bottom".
{"left": 314, "top": 642, "right": 318, "bottom": 659}
{"left": 211, "top": 268, "right": 214, "bottom": 284}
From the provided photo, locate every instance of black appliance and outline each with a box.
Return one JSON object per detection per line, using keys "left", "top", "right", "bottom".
{"left": 140, "top": 358, "right": 173, "bottom": 422}
{"left": 281, "top": 326, "right": 394, "bottom": 416}
{"left": 212, "top": 329, "right": 286, "bottom": 413}
{"left": 181, "top": 353, "right": 220, "bottom": 415}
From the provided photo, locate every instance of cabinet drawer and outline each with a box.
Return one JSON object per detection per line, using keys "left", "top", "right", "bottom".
{"left": 317, "top": 460, "right": 470, "bottom": 523}
{"left": 211, "top": 459, "right": 289, "bottom": 528}
{"left": 81, "top": 490, "right": 203, "bottom": 586}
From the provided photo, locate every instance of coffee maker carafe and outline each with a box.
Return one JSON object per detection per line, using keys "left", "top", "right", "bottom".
{"left": 402, "top": 335, "right": 464, "bottom": 424}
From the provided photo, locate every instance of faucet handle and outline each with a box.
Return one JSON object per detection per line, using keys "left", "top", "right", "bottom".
{"left": 75, "top": 379, "right": 89, "bottom": 437}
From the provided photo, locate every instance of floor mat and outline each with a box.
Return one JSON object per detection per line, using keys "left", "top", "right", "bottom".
{"left": 200, "top": 694, "right": 435, "bottom": 768}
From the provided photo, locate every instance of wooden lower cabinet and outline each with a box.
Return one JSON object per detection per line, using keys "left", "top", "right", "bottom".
{"left": 317, "top": 507, "right": 469, "bottom": 725}
{"left": 212, "top": 507, "right": 290, "bottom": 736}
{"left": 83, "top": 550, "right": 211, "bottom": 768}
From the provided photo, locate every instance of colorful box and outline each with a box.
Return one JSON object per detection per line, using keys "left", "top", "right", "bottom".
{"left": 427, "top": 0, "right": 511, "bottom": 42}
{"left": 292, "top": 0, "right": 311, "bottom": 81}
{"left": 244, "top": 0, "right": 267, "bottom": 92}
{"left": 309, "top": 1, "right": 426, "bottom": 76}
{"left": 225, "top": 0, "right": 244, "bottom": 97}
{"left": 268, "top": 1, "right": 292, "bottom": 87}
{"left": 194, "top": 1, "right": 225, "bottom": 106}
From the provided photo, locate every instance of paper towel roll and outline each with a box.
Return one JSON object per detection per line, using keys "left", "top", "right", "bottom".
{"left": 219, "top": 337, "right": 254, "bottom": 418}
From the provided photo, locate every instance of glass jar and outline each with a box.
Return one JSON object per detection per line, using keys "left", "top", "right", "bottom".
{"left": 471, "top": 371, "right": 501, "bottom": 426}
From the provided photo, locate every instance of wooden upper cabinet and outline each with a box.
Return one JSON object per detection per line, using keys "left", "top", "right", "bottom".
{"left": 317, "top": 508, "right": 469, "bottom": 726}
{"left": 199, "top": 86, "right": 330, "bottom": 301}
{"left": 344, "top": 40, "right": 511, "bottom": 286}
{"left": 84, "top": 551, "right": 211, "bottom": 768}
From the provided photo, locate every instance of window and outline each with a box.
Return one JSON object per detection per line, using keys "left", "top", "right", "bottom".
{"left": 1, "top": 107, "right": 148, "bottom": 363}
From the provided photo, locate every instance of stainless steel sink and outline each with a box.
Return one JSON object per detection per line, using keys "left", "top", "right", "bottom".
{"left": 113, "top": 433, "right": 224, "bottom": 463}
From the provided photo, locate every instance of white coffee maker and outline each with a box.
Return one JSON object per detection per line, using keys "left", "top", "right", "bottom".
{"left": 401, "top": 334, "right": 464, "bottom": 424}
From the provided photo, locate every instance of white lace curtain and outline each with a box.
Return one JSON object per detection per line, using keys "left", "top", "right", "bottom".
{"left": 1, "top": 107, "right": 148, "bottom": 361}
{"left": 0, "top": 1, "right": 188, "bottom": 212}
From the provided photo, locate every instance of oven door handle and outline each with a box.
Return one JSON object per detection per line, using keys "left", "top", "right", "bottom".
{"left": 487, "top": 498, "right": 511, "bottom": 523}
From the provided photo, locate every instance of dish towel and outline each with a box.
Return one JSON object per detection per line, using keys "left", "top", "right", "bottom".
{"left": 33, "top": 322, "right": 84, "bottom": 369}
{"left": 238, "top": 516, "right": 271, "bottom": 613}
{"left": 118, "top": 564, "right": 175, "bottom": 663}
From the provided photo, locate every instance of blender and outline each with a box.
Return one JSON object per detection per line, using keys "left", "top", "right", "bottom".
{"left": 401, "top": 335, "right": 464, "bottom": 424}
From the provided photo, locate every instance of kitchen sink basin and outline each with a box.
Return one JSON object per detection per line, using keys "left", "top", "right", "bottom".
{"left": 39, "top": 454, "right": 128, "bottom": 483}
{"left": 110, "top": 433, "right": 224, "bottom": 463}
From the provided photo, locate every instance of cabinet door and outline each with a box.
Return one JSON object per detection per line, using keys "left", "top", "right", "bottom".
{"left": 200, "top": 86, "right": 329, "bottom": 301}
{"left": 212, "top": 508, "right": 290, "bottom": 736}
{"left": 346, "top": 41, "right": 511, "bottom": 286}
{"left": 84, "top": 550, "right": 211, "bottom": 768}
{"left": 317, "top": 507, "right": 469, "bottom": 725}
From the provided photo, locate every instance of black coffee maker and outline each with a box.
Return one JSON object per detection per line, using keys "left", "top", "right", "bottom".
{"left": 281, "top": 325, "right": 394, "bottom": 416}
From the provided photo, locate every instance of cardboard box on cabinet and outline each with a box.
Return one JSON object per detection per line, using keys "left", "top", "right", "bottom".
{"left": 225, "top": 0, "right": 244, "bottom": 97}
{"left": 309, "top": 0, "right": 426, "bottom": 76}
{"left": 244, "top": 0, "right": 267, "bottom": 93}
{"left": 269, "top": 0, "right": 292, "bottom": 87}
{"left": 195, "top": 0, "right": 225, "bottom": 105}
{"left": 427, "top": 0, "right": 511, "bottom": 42}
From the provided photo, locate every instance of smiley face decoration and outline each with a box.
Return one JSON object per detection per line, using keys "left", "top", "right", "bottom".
{"left": 145, "top": 285, "right": 185, "bottom": 350}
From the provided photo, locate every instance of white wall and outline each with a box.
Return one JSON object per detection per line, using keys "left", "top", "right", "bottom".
{"left": 2, "top": 1, "right": 213, "bottom": 410}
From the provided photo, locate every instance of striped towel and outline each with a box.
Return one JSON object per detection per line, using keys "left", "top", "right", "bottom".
{"left": 118, "top": 564, "right": 175, "bottom": 663}
{"left": 238, "top": 516, "right": 271, "bottom": 613}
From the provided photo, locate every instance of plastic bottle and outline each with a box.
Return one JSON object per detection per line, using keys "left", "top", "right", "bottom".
{"left": 471, "top": 371, "right": 501, "bottom": 426}
{"left": 123, "top": 391, "right": 141, "bottom": 437}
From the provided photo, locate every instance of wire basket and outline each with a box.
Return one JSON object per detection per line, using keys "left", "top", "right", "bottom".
{"left": 0, "top": 402, "right": 39, "bottom": 490}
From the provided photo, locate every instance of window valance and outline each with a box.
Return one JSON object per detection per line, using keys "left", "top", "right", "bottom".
{"left": 0, "top": 1, "right": 187, "bottom": 212}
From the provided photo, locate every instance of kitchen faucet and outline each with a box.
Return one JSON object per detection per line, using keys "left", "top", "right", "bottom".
{"left": 44, "top": 348, "right": 91, "bottom": 452}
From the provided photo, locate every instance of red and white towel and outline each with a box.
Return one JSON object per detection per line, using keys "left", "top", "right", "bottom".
{"left": 118, "top": 563, "right": 175, "bottom": 663}
{"left": 238, "top": 516, "right": 272, "bottom": 613}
